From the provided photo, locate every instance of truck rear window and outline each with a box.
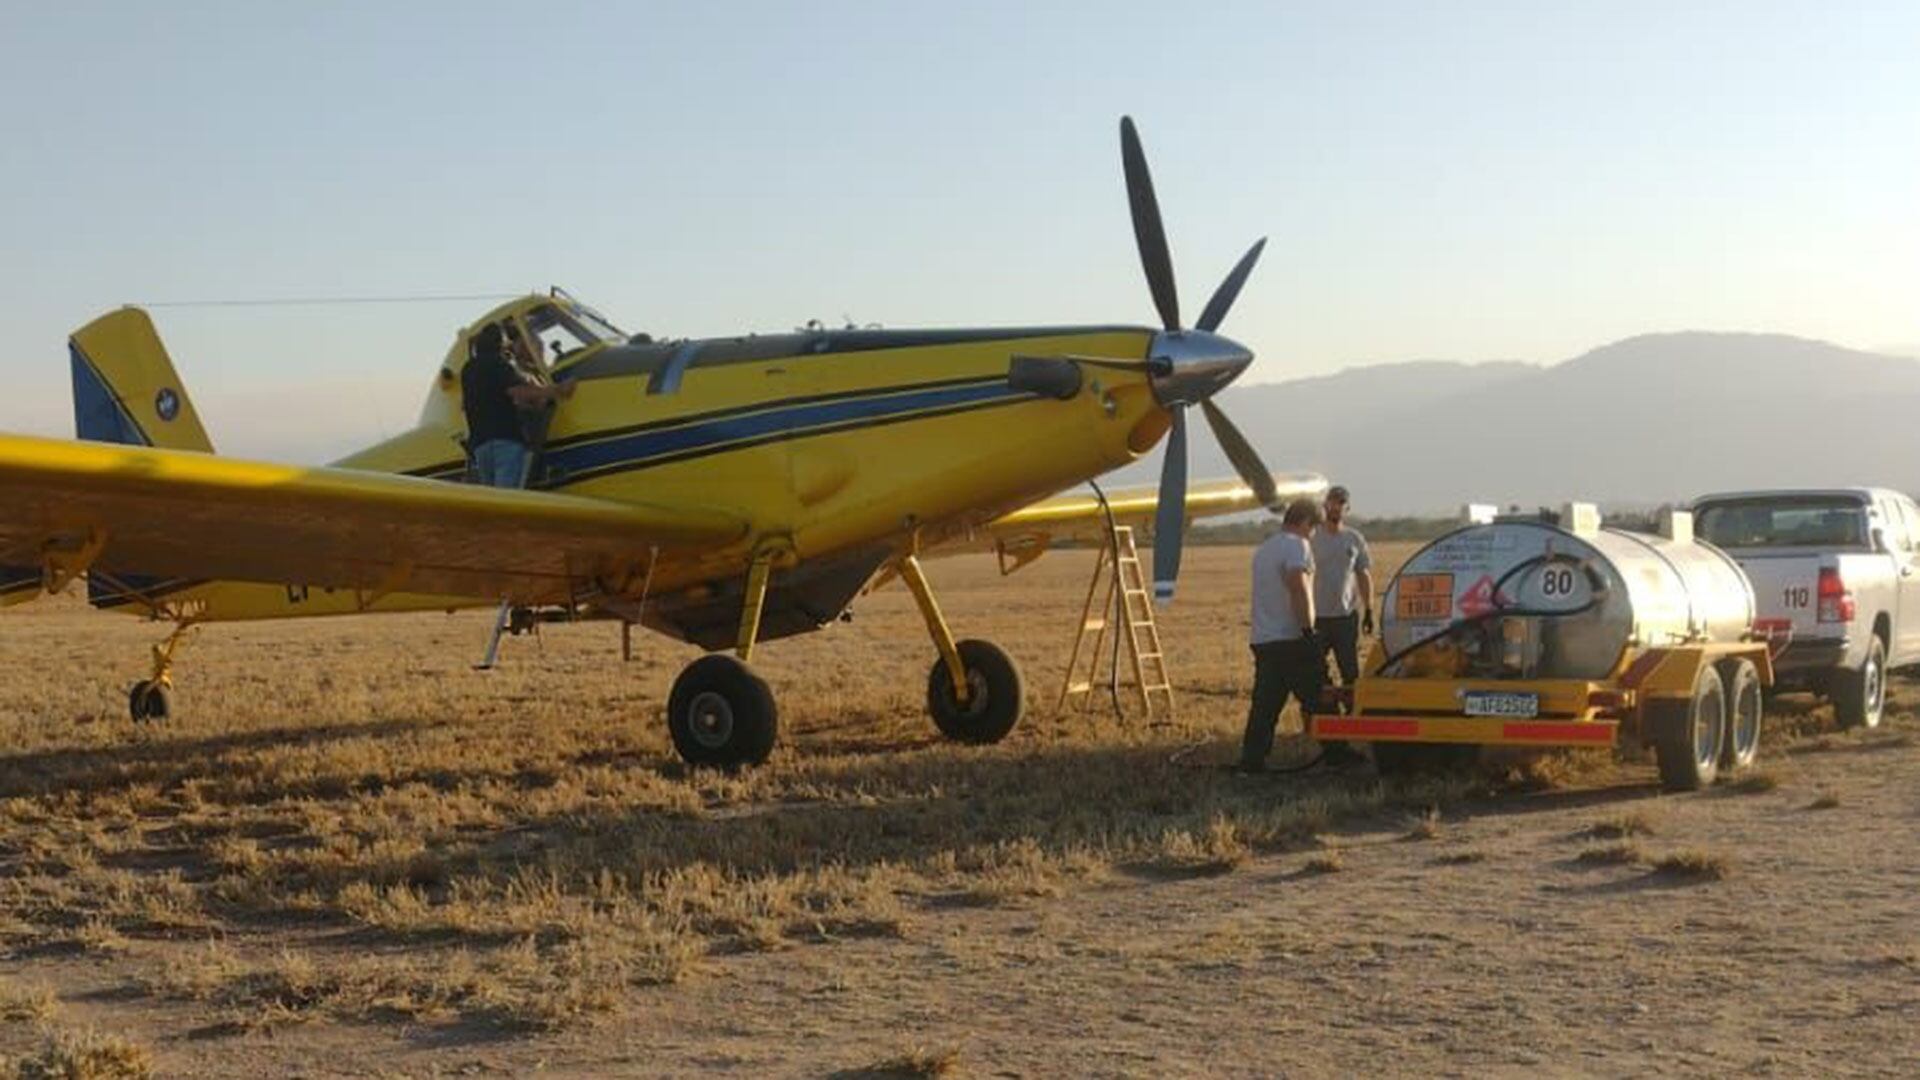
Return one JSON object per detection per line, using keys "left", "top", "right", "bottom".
{"left": 1695, "top": 498, "right": 1866, "bottom": 548}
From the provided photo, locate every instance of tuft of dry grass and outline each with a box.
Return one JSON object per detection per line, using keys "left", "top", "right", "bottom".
{"left": 1502, "top": 749, "right": 1617, "bottom": 791}
{"left": 844, "top": 1044, "right": 963, "bottom": 1079}
{"left": 1300, "top": 850, "right": 1344, "bottom": 876}
{"left": 12, "top": 1026, "right": 153, "bottom": 1079}
{"left": 1725, "top": 770, "right": 1781, "bottom": 795}
{"left": 1401, "top": 806, "right": 1442, "bottom": 842}
{"left": 1808, "top": 790, "right": 1842, "bottom": 810}
{"left": 1144, "top": 816, "right": 1250, "bottom": 878}
{"left": 1433, "top": 849, "right": 1486, "bottom": 866}
{"left": 0, "top": 978, "right": 57, "bottom": 1022}
{"left": 1582, "top": 809, "right": 1659, "bottom": 840}
{"left": 1651, "top": 849, "right": 1733, "bottom": 881}
{"left": 1575, "top": 842, "right": 1645, "bottom": 866}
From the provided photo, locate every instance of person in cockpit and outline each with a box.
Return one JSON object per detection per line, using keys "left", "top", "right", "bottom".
{"left": 462, "top": 322, "right": 572, "bottom": 488}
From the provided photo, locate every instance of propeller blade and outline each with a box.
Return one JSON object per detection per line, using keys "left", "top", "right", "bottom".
{"left": 1152, "top": 406, "right": 1189, "bottom": 603}
{"left": 1201, "top": 398, "right": 1281, "bottom": 509}
{"left": 1195, "top": 237, "right": 1267, "bottom": 333}
{"left": 1120, "top": 116, "right": 1180, "bottom": 332}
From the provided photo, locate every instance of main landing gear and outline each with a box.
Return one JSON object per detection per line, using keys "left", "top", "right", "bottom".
{"left": 128, "top": 622, "right": 195, "bottom": 723}
{"left": 662, "top": 551, "right": 1025, "bottom": 768}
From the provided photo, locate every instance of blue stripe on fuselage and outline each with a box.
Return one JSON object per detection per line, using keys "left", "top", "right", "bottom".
{"left": 543, "top": 378, "right": 1027, "bottom": 481}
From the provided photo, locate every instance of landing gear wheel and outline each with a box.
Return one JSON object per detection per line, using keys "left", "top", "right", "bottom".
{"left": 667, "top": 654, "right": 778, "bottom": 769}
{"left": 1832, "top": 635, "right": 1885, "bottom": 731}
{"left": 1648, "top": 664, "right": 1725, "bottom": 791}
{"left": 1716, "top": 658, "right": 1762, "bottom": 771}
{"left": 128, "top": 680, "right": 170, "bottom": 724}
{"left": 927, "top": 639, "right": 1024, "bottom": 745}
{"left": 1372, "top": 742, "right": 1478, "bottom": 778}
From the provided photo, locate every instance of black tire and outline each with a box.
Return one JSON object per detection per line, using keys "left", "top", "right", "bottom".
{"left": 927, "top": 639, "right": 1023, "bottom": 744}
{"left": 1716, "top": 658, "right": 1762, "bottom": 771}
{"left": 1832, "top": 635, "right": 1886, "bottom": 731}
{"left": 1372, "top": 742, "right": 1478, "bottom": 778}
{"left": 128, "top": 680, "right": 170, "bottom": 723}
{"left": 1647, "top": 664, "right": 1725, "bottom": 791}
{"left": 666, "top": 654, "right": 778, "bottom": 768}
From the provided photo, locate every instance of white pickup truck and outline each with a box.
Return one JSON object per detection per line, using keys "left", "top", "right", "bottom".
{"left": 1689, "top": 487, "right": 1920, "bottom": 729}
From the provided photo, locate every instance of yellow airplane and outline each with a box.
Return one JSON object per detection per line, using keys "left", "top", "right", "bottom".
{"left": 0, "top": 118, "right": 1325, "bottom": 767}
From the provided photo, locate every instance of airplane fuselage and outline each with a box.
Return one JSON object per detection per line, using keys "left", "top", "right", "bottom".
{"left": 97, "top": 299, "right": 1170, "bottom": 650}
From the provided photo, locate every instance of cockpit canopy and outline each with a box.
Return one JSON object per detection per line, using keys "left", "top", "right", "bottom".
{"left": 521, "top": 290, "right": 626, "bottom": 366}
{"left": 425, "top": 288, "right": 628, "bottom": 423}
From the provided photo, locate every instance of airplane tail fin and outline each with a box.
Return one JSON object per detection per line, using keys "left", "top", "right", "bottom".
{"left": 70, "top": 307, "right": 214, "bottom": 453}
{"left": 65, "top": 308, "right": 213, "bottom": 610}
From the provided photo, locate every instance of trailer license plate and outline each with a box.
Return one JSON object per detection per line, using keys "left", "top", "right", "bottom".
{"left": 1462, "top": 691, "right": 1539, "bottom": 718}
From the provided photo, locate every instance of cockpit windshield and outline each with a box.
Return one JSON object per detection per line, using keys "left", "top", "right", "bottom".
{"left": 566, "top": 301, "right": 625, "bottom": 344}
{"left": 522, "top": 302, "right": 622, "bottom": 364}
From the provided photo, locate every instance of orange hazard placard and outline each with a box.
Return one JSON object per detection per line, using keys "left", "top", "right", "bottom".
{"left": 1395, "top": 573, "right": 1454, "bottom": 620}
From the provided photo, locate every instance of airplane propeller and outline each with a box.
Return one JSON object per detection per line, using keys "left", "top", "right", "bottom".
{"left": 1116, "top": 116, "right": 1280, "bottom": 603}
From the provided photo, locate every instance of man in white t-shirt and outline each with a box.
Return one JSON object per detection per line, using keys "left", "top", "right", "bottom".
{"left": 1241, "top": 498, "right": 1326, "bottom": 772}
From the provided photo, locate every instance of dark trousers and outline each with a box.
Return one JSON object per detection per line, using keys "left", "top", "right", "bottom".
{"left": 1242, "top": 638, "right": 1325, "bottom": 768}
{"left": 1316, "top": 613, "right": 1361, "bottom": 685}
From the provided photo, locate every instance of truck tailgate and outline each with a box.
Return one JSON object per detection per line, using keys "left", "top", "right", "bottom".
{"left": 1729, "top": 551, "right": 1831, "bottom": 644}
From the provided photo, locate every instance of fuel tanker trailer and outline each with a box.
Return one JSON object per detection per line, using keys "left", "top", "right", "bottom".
{"left": 1310, "top": 505, "right": 1773, "bottom": 791}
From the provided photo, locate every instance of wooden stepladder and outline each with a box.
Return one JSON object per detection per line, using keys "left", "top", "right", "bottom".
{"left": 1057, "top": 524, "right": 1176, "bottom": 721}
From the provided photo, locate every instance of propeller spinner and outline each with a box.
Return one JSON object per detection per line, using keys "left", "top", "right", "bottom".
{"left": 1117, "top": 116, "right": 1280, "bottom": 603}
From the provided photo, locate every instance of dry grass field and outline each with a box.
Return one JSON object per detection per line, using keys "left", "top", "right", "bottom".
{"left": 0, "top": 543, "right": 1916, "bottom": 1077}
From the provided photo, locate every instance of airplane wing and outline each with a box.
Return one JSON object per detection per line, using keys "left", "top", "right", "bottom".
{"left": 916, "top": 471, "right": 1329, "bottom": 572}
{"left": 988, "top": 473, "right": 1328, "bottom": 541}
{"left": 0, "top": 433, "right": 745, "bottom": 609}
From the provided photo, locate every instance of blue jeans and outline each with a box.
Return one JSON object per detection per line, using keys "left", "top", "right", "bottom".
{"left": 471, "top": 439, "right": 530, "bottom": 488}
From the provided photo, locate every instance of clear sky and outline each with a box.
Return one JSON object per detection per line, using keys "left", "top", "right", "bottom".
{"left": 2, "top": 1, "right": 1916, "bottom": 462}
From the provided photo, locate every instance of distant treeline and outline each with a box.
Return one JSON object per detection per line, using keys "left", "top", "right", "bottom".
{"left": 1189, "top": 515, "right": 1462, "bottom": 545}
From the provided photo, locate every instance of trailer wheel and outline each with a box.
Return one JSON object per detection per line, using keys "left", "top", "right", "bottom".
{"left": 1832, "top": 635, "right": 1885, "bottom": 731}
{"left": 1372, "top": 742, "right": 1478, "bottom": 778}
{"left": 1648, "top": 664, "right": 1725, "bottom": 791}
{"left": 1715, "top": 658, "right": 1762, "bottom": 771}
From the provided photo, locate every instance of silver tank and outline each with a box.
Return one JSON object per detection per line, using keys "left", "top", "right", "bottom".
{"left": 1379, "top": 513, "right": 1755, "bottom": 680}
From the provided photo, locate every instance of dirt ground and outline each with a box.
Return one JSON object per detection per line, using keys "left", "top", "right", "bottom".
{"left": 0, "top": 544, "right": 1915, "bottom": 1077}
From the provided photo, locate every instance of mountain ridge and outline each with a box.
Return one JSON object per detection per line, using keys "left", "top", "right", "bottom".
{"left": 1118, "top": 331, "right": 1920, "bottom": 515}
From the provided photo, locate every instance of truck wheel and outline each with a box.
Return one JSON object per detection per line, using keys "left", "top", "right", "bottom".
{"left": 1715, "top": 658, "right": 1762, "bottom": 771}
{"left": 1832, "top": 635, "right": 1885, "bottom": 731}
{"left": 1648, "top": 664, "right": 1725, "bottom": 791}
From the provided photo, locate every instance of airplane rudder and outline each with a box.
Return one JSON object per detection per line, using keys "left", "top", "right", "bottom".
{"left": 69, "top": 307, "right": 214, "bottom": 452}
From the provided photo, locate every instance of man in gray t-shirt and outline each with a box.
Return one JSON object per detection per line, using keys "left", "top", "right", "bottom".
{"left": 1309, "top": 485, "right": 1375, "bottom": 686}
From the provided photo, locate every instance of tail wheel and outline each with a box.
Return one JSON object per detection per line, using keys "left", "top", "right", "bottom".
{"left": 927, "top": 640, "right": 1024, "bottom": 745}
{"left": 667, "top": 654, "right": 778, "bottom": 769}
{"left": 1648, "top": 664, "right": 1726, "bottom": 791}
{"left": 1832, "top": 634, "right": 1885, "bottom": 731}
{"left": 1716, "top": 658, "right": 1762, "bottom": 771}
{"left": 128, "top": 680, "right": 170, "bottom": 724}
